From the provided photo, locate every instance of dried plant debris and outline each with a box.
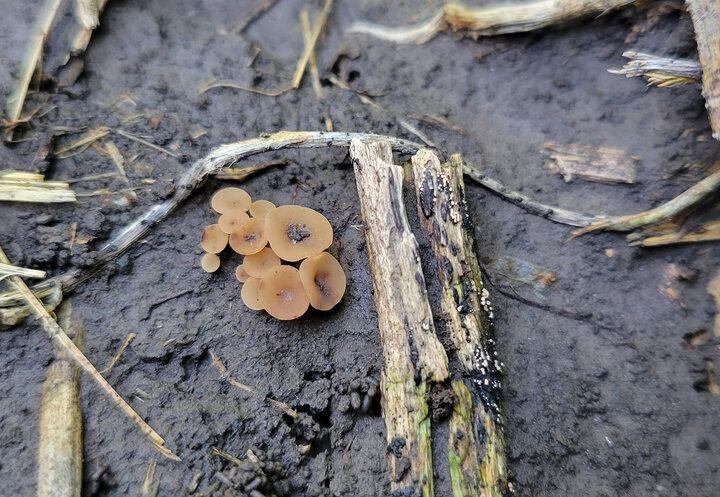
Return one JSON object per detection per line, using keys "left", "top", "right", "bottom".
{"left": 609, "top": 51, "right": 702, "bottom": 87}
{"left": 0, "top": 170, "right": 76, "bottom": 203}
{"left": 347, "top": 0, "right": 638, "bottom": 44}
{"left": 627, "top": 219, "right": 720, "bottom": 246}
{"left": 543, "top": 142, "right": 638, "bottom": 184}
{"left": 487, "top": 255, "right": 556, "bottom": 293}
{"left": 211, "top": 447, "right": 288, "bottom": 496}
{"left": 3, "top": 0, "right": 109, "bottom": 141}
{"left": 708, "top": 269, "right": 720, "bottom": 337}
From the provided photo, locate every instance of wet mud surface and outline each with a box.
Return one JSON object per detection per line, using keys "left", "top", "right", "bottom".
{"left": 1, "top": 1, "right": 720, "bottom": 496}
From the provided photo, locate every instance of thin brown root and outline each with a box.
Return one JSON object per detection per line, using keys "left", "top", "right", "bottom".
{"left": 99, "top": 332, "right": 136, "bottom": 374}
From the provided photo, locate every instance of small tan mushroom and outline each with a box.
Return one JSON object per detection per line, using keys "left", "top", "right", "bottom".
{"left": 299, "top": 252, "right": 346, "bottom": 310}
{"left": 200, "top": 224, "right": 228, "bottom": 253}
{"left": 244, "top": 247, "right": 281, "bottom": 278}
{"left": 229, "top": 218, "right": 268, "bottom": 255}
{"left": 218, "top": 210, "right": 250, "bottom": 234}
{"left": 249, "top": 200, "right": 276, "bottom": 220}
{"left": 258, "top": 266, "right": 309, "bottom": 320}
{"left": 235, "top": 264, "right": 250, "bottom": 283}
{"left": 200, "top": 253, "right": 221, "bottom": 273}
{"left": 265, "top": 205, "right": 333, "bottom": 262}
{"left": 241, "top": 277, "right": 264, "bottom": 311}
{"left": 211, "top": 187, "right": 252, "bottom": 214}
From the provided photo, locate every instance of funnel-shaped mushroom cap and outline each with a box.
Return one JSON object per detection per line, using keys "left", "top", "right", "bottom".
{"left": 229, "top": 218, "right": 267, "bottom": 255}
{"left": 265, "top": 206, "right": 333, "bottom": 262}
{"left": 299, "top": 252, "right": 346, "bottom": 310}
{"left": 249, "top": 200, "right": 276, "bottom": 220}
{"left": 200, "top": 224, "right": 228, "bottom": 253}
{"left": 258, "top": 266, "right": 309, "bottom": 320}
{"left": 200, "top": 253, "right": 221, "bottom": 273}
{"left": 244, "top": 247, "right": 281, "bottom": 278}
{"left": 218, "top": 210, "right": 250, "bottom": 234}
{"left": 211, "top": 187, "right": 252, "bottom": 214}
{"left": 235, "top": 264, "right": 250, "bottom": 283}
{"left": 241, "top": 277, "right": 264, "bottom": 311}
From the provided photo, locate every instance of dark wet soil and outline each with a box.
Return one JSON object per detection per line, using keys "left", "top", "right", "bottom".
{"left": 2, "top": 1, "right": 720, "bottom": 496}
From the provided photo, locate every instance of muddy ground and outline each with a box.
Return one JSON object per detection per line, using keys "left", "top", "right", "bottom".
{"left": 1, "top": 0, "right": 720, "bottom": 496}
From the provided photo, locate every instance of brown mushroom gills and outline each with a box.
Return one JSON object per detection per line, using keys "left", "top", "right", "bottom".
{"left": 299, "top": 252, "right": 346, "bottom": 310}
{"left": 258, "top": 266, "right": 310, "bottom": 320}
{"left": 211, "top": 187, "right": 252, "bottom": 214}
{"left": 218, "top": 210, "right": 250, "bottom": 234}
{"left": 235, "top": 264, "right": 251, "bottom": 283}
{"left": 200, "top": 224, "right": 228, "bottom": 253}
{"left": 229, "top": 218, "right": 268, "bottom": 255}
{"left": 241, "top": 277, "right": 264, "bottom": 311}
{"left": 265, "top": 205, "right": 333, "bottom": 262}
{"left": 249, "top": 200, "right": 276, "bottom": 220}
{"left": 200, "top": 253, "right": 221, "bottom": 273}
{"left": 243, "top": 247, "right": 281, "bottom": 278}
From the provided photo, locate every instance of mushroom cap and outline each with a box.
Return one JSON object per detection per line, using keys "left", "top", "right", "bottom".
{"left": 229, "top": 218, "right": 268, "bottom": 255}
{"left": 200, "top": 224, "right": 228, "bottom": 253}
{"left": 243, "top": 247, "right": 281, "bottom": 278}
{"left": 211, "top": 187, "right": 252, "bottom": 214}
{"left": 218, "top": 210, "right": 250, "bottom": 234}
{"left": 265, "top": 205, "right": 333, "bottom": 262}
{"left": 235, "top": 264, "right": 250, "bottom": 283}
{"left": 249, "top": 200, "right": 276, "bottom": 220}
{"left": 299, "top": 252, "right": 346, "bottom": 310}
{"left": 258, "top": 266, "right": 310, "bottom": 320}
{"left": 241, "top": 277, "right": 264, "bottom": 311}
{"left": 200, "top": 253, "right": 221, "bottom": 272}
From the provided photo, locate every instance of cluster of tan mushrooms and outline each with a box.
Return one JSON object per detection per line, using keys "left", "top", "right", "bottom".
{"left": 200, "top": 187, "right": 346, "bottom": 320}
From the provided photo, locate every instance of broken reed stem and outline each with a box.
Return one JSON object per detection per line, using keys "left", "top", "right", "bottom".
{"left": 0, "top": 245, "right": 178, "bottom": 461}
{"left": 0, "top": 170, "right": 76, "bottom": 203}
{"left": 685, "top": 0, "right": 720, "bottom": 140}
{"left": 347, "top": 0, "right": 638, "bottom": 44}
{"left": 0, "top": 263, "right": 46, "bottom": 279}
{"left": 412, "top": 150, "right": 507, "bottom": 497}
{"left": 300, "top": 10, "right": 323, "bottom": 100}
{"left": 37, "top": 302, "right": 83, "bottom": 497}
{"left": 572, "top": 168, "right": 720, "bottom": 236}
{"left": 609, "top": 51, "right": 702, "bottom": 87}
{"left": 351, "top": 138, "right": 448, "bottom": 497}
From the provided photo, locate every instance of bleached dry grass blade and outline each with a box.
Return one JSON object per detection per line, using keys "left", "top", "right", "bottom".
{"left": 0, "top": 170, "right": 76, "bottom": 203}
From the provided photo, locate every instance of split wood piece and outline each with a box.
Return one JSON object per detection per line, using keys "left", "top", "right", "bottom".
{"left": 0, "top": 170, "right": 76, "bottom": 203}
{"left": 412, "top": 149, "right": 507, "bottom": 497}
{"left": 352, "top": 139, "right": 448, "bottom": 497}
{"left": 543, "top": 141, "right": 637, "bottom": 184}
{"left": 347, "top": 0, "right": 638, "bottom": 44}
{"left": 0, "top": 245, "right": 178, "bottom": 461}
{"left": 37, "top": 302, "right": 83, "bottom": 497}
{"left": 685, "top": 0, "right": 720, "bottom": 140}
{"left": 609, "top": 51, "right": 702, "bottom": 87}
{"left": 573, "top": 168, "right": 720, "bottom": 236}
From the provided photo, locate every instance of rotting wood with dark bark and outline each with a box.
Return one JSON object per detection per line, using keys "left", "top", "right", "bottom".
{"left": 686, "top": 0, "right": 720, "bottom": 140}
{"left": 412, "top": 149, "right": 507, "bottom": 496}
{"left": 351, "top": 138, "right": 449, "bottom": 497}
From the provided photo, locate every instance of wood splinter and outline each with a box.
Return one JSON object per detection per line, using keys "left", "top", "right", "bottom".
{"left": 351, "top": 138, "right": 448, "bottom": 497}
{"left": 412, "top": 149, "right": 508, "bottom": 496}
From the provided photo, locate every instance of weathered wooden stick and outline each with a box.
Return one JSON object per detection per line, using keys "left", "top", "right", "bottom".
{"left": 351, "top": 138, "right": 448, "bottom": 497}
{"left": 412, "top": 149, "right": 507, "bottom": 496}
{"left": 37, "top": 303, "right": 83, "bottom": 497}
{"left": 609, "top": 51, "right": 702, "bottom": 87}
{"left": 685, "top": 0, "right": 720, "bottom": 140}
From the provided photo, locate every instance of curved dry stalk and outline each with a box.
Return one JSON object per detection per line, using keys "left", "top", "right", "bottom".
{"left": 609, "top": 51, "right": 702, "bottom": 87}
{"left": 346, "top": 0, "right": 638, "bottom": 44}
{"left": 572, "top": 168, "right": 720, "bottom": 236}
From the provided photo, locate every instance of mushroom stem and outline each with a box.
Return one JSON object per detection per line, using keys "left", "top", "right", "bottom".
{"left": 351, "top": 138, "right": 448, "bottom": 496}
{"left": 411, "top": 149, "right": 508, "bottom": 496}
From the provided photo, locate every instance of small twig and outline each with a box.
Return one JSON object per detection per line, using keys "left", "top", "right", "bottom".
{"left": 99, "top": 332, "right": 136, "bottom": 374}
{"left": 0, "top": 245, "right": 179, "bottom": 461}
{"left": 112, "top": 129, "right": 180, "bottom": 158}
{"left": 211, "top": 446, "right": 243, "bottom": 466}
{"left": 301, "top": 10, "right": 323, "bottom": 100}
